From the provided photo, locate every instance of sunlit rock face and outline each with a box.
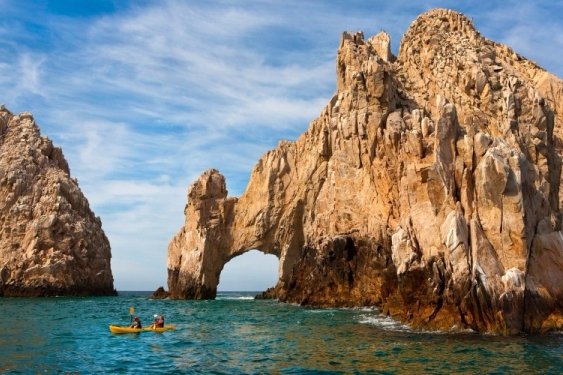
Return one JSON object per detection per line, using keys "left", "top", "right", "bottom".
{"left": 167, "top": 9, "right": 562, "bottom": 334}
{"left": 0, "top": 107, "right": 115, "bottom": 296}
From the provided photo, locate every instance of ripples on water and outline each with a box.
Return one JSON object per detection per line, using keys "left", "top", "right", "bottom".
{"left": 0, "top": 291, "right": 561, "bottom": 373}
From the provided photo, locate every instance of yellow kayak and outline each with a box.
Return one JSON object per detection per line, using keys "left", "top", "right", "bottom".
{"left": 109, "top": 324, "right": 176, "bottom": 334}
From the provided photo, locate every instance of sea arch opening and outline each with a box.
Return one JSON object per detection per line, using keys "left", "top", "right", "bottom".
{"left": 217, "top": 249, "right": 279, "bottom": 292}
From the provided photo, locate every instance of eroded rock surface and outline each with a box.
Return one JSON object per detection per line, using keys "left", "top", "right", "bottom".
{"left": 0, "top": 107, "right": 115, "bottom": 296}
{"left": 167, "top": 9, "right": 562, "bottom": 334}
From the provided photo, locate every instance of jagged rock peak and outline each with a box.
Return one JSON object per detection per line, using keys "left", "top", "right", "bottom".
{"left": 167, "top": 9, "right": 562, "bottom": 334}
{"left": 400, "top": 8, "right": 480, "bottom": 51}
{"left": 369, "top": 30, "right": 394, "bottom": 62}
{"left": 189, "top": 168, "right": 227, "bottom": 201}
{"left": 340, "top": 29, "right": 394, "bottom": 62}
{"left": 0, "top": 107, "right": 116, "bottom": 296}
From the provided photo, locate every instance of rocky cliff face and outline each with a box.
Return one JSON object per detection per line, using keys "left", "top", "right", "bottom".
{"left": 167, "top": 9, "right": 562, "bottom": 334}
{"left": 0, "top": 106, "right": 115, "bottom": 296}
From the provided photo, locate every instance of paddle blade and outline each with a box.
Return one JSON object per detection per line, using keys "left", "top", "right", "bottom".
{"left": 129, "top": 306, "right": 135, "bottom": 315}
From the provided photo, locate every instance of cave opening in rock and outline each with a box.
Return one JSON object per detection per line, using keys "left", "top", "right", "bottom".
{"left": 217, "top": 249, "right": 279, "bottom": 292}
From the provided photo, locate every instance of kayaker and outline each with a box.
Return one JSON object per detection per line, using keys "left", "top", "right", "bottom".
{"left": 153, "top": 314, "right": 165, "bottom": 328}
{"left": 130, "top": 316, "right": 142, "bottom": 329}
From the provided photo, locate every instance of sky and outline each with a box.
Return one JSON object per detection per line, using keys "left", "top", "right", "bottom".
{"left": 0, "top": 1, "right": 561, "bottom": 291}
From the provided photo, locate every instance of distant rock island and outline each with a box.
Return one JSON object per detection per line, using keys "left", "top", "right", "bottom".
{"left": 167, "top": 9, "right": 562, "bottom": 334}
{"left": 0, "top": 106, "right": 115, "bottom": 296}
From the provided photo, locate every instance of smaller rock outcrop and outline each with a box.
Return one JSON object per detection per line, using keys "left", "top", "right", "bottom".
{"left": 151, "top": 286, "right": 169, "bottom": 299}
{"left": 0, "top": 107, "right": 115, "bottom": 296}
{"left": 255, "top": 286, "right": 279, "bottom": 300}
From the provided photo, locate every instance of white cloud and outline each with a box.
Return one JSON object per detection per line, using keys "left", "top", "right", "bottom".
{"left": 17, "top": 53, "right": 45, "bottom": 95}
{"left": 0, "top": 52, "right": 46, "bottom": 104}
{"left": 99, "top": 181, "right": 187, "bottom": 290}
{"left": 76, "top": 1, "right": 335, "bottom": 133}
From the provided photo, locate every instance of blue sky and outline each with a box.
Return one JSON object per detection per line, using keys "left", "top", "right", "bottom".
{"left": 1, "top": 1, "right": 561, "bottom": 291}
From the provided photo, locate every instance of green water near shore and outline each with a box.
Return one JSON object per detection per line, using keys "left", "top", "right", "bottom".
{"left": 0, "top": 291, "right": 561, "bottom": 373}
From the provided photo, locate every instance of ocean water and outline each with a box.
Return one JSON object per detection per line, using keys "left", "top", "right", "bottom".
{"left": 0, "top": 291, "right": 561, "bottom": 374}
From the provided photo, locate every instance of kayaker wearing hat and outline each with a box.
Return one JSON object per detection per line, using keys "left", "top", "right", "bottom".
{"left": 130, "top": 316, "right": 142, "bottom": 329}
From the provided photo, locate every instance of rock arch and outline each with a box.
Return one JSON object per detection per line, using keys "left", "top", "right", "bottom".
{"left": 166, "top": 9, "right": 563, "bottom": 334}
{"left": 167, "top": 169, "right": 303, "bottom": 299}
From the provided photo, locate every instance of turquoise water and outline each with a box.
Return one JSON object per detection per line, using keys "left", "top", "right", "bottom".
{"left": 0, "top": 292, "right": 561, "bottom": 374}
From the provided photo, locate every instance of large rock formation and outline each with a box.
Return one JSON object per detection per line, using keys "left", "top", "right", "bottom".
{"left": 0, "top": 106, "right": 115, "bottom": 296}
{"left": 167, "top": 9, "right": 562, "bottom": 334}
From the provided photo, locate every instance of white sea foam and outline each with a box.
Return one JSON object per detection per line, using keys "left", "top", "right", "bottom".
{"left": 216, "top": 296, "right": 255, "bottom": 300}
{"left": 355, "top": 306, "right": 379, "bottom": 312}
{"left": 305, "top": 309, "right": 338, "bottom": 314}
{"left": 357, "top": 313, "right": 411, "bottom": 331}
